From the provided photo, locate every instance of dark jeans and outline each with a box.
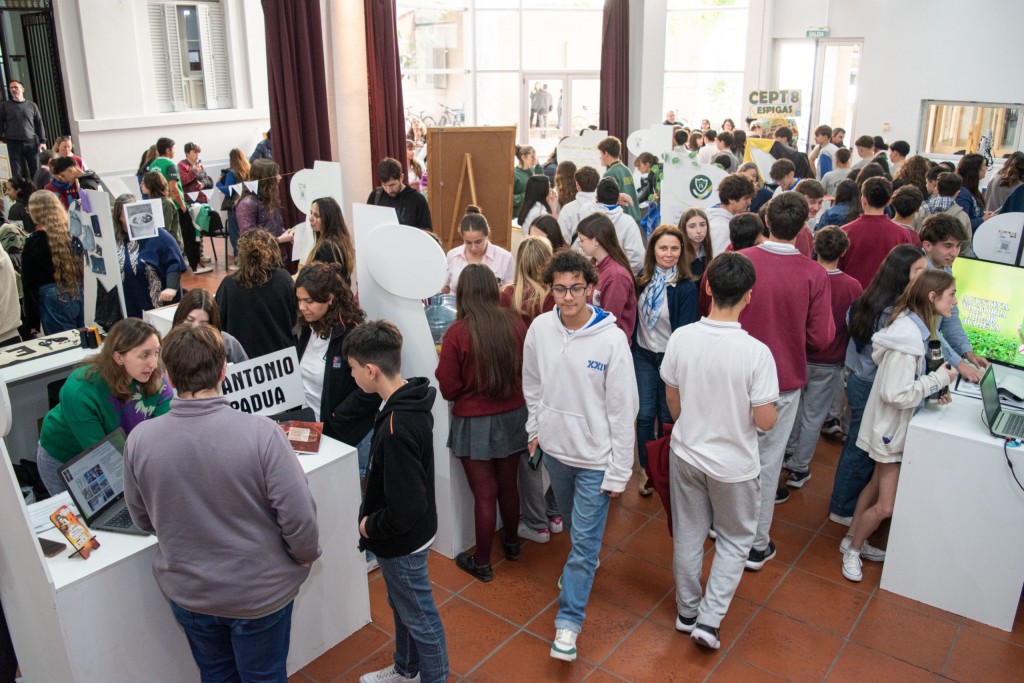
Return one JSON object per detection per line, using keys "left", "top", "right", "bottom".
{"left": 829, "top": 372, "right": 875, "bottom": 517}
{"left": 633, "top": 344, "right": 670, "bottom": 468}
{"left": 226, "top": 210, "right": 239, "bottom": 256}
{"left": 169, "top": 600, "right": 293, "bottom": 683}
{"left": 6, "top": 138, "right": 38, "bottom": 181}
{"left": 377, "top": 550, "right": 448, "bottom": 683}
{"left": 38, "top": 283, "right": 84, "bottom": 335}
{"left": 179, "top": 208, "right": 201, "bottom": 270}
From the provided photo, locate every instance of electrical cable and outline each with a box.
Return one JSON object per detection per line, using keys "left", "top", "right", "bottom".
{"left": 981, "top": 407, "right": 1024, "bottom": 494}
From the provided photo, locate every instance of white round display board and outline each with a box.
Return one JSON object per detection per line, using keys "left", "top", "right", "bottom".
{"left": 363, "top": 223, "right": 448, "bottom": 299}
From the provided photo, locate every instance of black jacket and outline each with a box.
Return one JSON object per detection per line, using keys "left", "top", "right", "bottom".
{"left": 366, "top": 185, "right": 433, "bottom": 231}
{"left": 358, "top": 378, "right": 438, "bottom": 558}
{"left": 296, "top": 324, "right": 378, "bottom": 445}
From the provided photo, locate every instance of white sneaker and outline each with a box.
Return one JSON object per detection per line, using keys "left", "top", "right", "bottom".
{"left": 359, "top": 664, "right": 420, "bottom": 683}
{"left": 518, "top": 522, "right": 550, "bottom": 544}
{"left": 708, "top": 528, "right": 718, "bottom": 540}
{"left": 829, "top": 512, "right": 852, "bottom": 526}
{"left": 192, "top": 265, "right": 213, "bottom": 275}
{"left": 842, "top": 549, "right": 863, "bottom": 582}
{"left": 548, "top": 516, "right": 564, "bottom": 534}
{"left": 550, "top": 628, "right": 578, "bottom": 661}
{"left": 839, "top": 535, "right": 886, "bottom": 562}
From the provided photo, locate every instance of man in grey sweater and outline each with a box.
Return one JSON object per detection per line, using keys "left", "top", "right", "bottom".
{"left": 124, "top": 323, "right": 320, "bottom": 682}
{"left": 0, "top": 81, "right": 46, "bottom": 180}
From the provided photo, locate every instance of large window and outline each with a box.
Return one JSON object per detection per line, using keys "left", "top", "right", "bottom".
{"left": 919, "top": 101, "right": 1022, "bottom": 159}
{"left": 663, "top": 0, "right": 749, "bottom": 130}
{"left": 147, "top": 0, "right": 232, "bottom": 112}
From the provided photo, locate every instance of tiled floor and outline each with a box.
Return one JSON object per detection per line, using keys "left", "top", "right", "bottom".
{"left": 185, "top": 258, "right": 1024, "bottom": 682}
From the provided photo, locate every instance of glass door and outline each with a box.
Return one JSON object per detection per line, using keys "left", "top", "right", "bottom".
{"left": 812, "top": 41, "right": 862, "bottom": 145}
{"left": 523, "top": 75, "right": 565, "bottom": 159}
{"left": 568, "top": 76, "right": 600, "bottom": 136}
{"left": 774, "top": 40, "right": 816, "bottom": 151}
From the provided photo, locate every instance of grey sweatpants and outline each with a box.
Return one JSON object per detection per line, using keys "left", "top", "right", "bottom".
{"left": 518, "top": 452, "right": 560, "bottom": 530}
{"left": 670, "top": 455, "right": 759, "bottom": 629}
{"left": 754, "top": 389, "right": 801, "bottom": 550}
{"left": 785, "top": 363, "right": 843, "bottom": 473}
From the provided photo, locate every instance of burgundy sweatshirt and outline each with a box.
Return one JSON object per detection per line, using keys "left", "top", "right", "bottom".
{"left": 808, "top": 269, "right": 862, "bottom": 365}
{"left": 840, "top": 213, "right": 916, "bottom": 289}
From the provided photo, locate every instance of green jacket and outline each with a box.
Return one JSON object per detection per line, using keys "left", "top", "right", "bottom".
{"left": 513, "top": 164, "right": 543, "bottom": 218}
{"left": 604, "top": 161, "right": 642, "bottom": 224}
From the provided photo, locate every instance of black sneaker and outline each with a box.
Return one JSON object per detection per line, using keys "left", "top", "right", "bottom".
{"left": 745, "top": 541, "right": 776, "bottom": 571}
{"left": 786, "top": 469, "right": 812, "bottom": 489}
{"left": 775, "top": 487, "right": 790, "bottom": 504}
{"left": 820, "top": 417, "right": 842, "bottom": 435}
{"left": 675, "top": 614, "right": 696, "bottom": 634}
{"left": 691, "top": 623, "right": 721, "bottom": 650}
{"left": 455, "top": 552, "right": 493, "bottom": 582}
{"left": 503, "top": 539, "right": 521, "bottom": 561}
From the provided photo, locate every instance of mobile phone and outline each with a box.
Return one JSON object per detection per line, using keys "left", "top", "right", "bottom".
{"left": 39, "top": 537, "right": 67, "bottom": 557}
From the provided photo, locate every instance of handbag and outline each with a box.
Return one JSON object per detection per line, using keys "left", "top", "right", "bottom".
{"left": 195, "top": 169, "right": 214, "bottom": 190}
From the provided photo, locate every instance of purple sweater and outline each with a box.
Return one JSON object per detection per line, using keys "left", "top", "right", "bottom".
{"left": 124, "top": 396, "right": 320, "bottom": 618}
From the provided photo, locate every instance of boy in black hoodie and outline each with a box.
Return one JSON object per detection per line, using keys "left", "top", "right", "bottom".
{"left": 344, "top": 320, "right": 448, "bottom": 683}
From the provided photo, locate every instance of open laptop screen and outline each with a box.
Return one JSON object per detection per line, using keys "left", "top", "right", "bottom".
{"left": 980, "top": 367, "right": 1003, "bottom": 430}
{"left": 59, "top": 430, "right": 127, "bottom": 520}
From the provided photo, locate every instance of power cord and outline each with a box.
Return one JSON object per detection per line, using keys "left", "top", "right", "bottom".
{"left": 981, "top": 407, "right": 1024, "bottom": 494}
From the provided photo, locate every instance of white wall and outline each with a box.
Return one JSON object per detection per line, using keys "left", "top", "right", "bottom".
{"left": 53, "top": 0, "right": 270, "bottom": 176}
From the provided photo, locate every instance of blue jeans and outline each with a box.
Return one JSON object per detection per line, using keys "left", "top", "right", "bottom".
{"left": 357, "top": 429, "right": 373, "bottom": 478}
{"left": 544, "top": 455, "right": 611, "bottom": 633}
{"left": 377, "top": 549, "right": 448, "bottom": 683}
{"left": 830, "top": 372, "right": 875, "bottom": 517}
{"left": 38, "top": 283, "right": 83, "bottom": 335}
{"left": 169, "top": 600, "right": 293, "bottom": 683}
{"left": 633, "top": 344, "right": 670, "bottom": 468}
{"left": 226, "top": 210, "right": 239, "bottom": 256}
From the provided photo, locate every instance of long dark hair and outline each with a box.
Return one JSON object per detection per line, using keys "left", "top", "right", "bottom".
{"left": 956, "top": 153, "right": 986, "bottom": 207}
{"left": 455, "top": 264, "right": 519, "bottom": 399}
{"left": 529, "top": 215, "right": 566, "bottom": 251}
{"left": 848, "top": 244, "right": 926, "bottom": 349}
{"left": 576, "top": 213, "right": 634, "bottom": 282}
{"left": 295, "top": 262, "right": 365, "bottom": 339}
{"left": 309, "top": 197, "right": 356, "bottom": 275}
{"left": 246, "top": 159, "right": 281, "bottom": 212}
{"left": 518, "top": 174, "right": 551, "bottom": 226}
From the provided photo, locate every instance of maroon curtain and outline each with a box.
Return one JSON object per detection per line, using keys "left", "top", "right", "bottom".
{"left": 599, "top": 0, "right": 630, "bottom": 144}
{"left": 261, "top": 0, "right": 331, "bottom": 228}
{"left": 364, "top": 0, "right": 407, "bottom": 184}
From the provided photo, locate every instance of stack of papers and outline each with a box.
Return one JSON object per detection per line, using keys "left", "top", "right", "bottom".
{"left": 28, "top": 492, "right": 79, "bottom": 534}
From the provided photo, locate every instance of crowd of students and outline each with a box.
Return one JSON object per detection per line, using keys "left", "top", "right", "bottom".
{"left": 1, "top": 115, "right": 1016, "bottom": 682}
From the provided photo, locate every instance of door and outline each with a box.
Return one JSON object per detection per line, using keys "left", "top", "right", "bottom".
{"left": 22, "top": 11, "right": 70, "bottom": 141}
{"left": 811, "top": 41, "right": 861, "bottom": 146}
{"left": 522, "top": 74, "right": 600, "bottom": 158}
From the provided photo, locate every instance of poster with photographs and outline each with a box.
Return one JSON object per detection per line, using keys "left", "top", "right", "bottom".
{"left": 123, "top": 199, "right": 165, "bottom": 240}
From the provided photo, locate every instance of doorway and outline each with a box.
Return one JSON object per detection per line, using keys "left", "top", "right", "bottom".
{"left": 522, "top": 73, "right": 599, "bottom": 158}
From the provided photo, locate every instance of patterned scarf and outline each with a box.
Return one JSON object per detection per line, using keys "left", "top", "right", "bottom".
{"left": 639, "top": 266, "right": 675, "bottom": 330}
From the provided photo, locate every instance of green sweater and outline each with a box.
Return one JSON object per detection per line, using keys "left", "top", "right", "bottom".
{"left": 604, "top": 161, "right": 642, "bottom": 224}
{"left": 39, "top": 365, "right": 173, "bottom": 463}
{"left": 513, "top": 164, "right": 543, "bottom": 219}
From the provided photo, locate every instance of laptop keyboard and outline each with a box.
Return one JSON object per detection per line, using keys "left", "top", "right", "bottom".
{"left": 1005, "top": 412, "right": 1024, "bottom": 436}
{"left": 104, "top": 507, "right": 135, "bottom": 529}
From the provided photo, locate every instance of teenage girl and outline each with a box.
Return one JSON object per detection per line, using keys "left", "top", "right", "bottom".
{"left": 306, "top": 196, "right": 356, "bottom": 284}
{"left": 678, "top": 207, "right": 714, "bottom": 279}
{"left": 575, "top": 213, "right": 637, "bottom": 342}
{"left": 518, "top": 175, "right": 554, "bottom": 231}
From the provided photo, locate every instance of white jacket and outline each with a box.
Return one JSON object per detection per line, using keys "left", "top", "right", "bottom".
{"left": 578, "top": 203, "right": 645, "bottom": 274}
{"left": 522, "top": 307, "right": 639, "bottom": 492}
{"left": 557, "top": 191, "right": 596, "bottom": 244}
{"left": 706, "top": 206, "right": 735, "bottom": 257}
{"left": 856, "top": 312, "right": 953, "bottom": 461}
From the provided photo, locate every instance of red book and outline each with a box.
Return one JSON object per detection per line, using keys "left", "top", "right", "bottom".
{"left": 280, "top": 421, "right": 324, "bottom": 454}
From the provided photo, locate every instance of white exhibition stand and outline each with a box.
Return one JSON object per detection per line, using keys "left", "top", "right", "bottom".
{"left": 882, "top": 397, "right": 1024, "bottom": 631}
{"left": 0, "top": 375, "right": 369, "bottom": 681}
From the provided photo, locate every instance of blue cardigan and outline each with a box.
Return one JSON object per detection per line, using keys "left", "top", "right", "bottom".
{"left": 632, "top": 277, "right": 699, "bottom": 350}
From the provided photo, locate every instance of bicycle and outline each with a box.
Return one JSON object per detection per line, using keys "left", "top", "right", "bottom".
{"left": 436, "top": 104, "right": 465, "bottom": 127}
{"left": 405, "top": 106, "right": 436, "bottom": 129}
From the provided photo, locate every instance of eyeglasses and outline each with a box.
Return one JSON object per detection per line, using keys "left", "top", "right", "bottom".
{"left": 551, "top": 284, "right": 588, "bottom": 299}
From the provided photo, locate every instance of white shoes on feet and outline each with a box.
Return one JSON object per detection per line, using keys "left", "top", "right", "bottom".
{"left": 359, "top": 664, "right": 420, "bottom": 683}
{"left": 839, "top": 535, "right": 886, "bottom": 562}
{"left": 517, "top": 522, "right": 550, "bottom": 544}
{"left": 550, "top": 628, "right": 578, "bottom": 661}
{"left": 842, "top": 549, "right": 863, "bottom": 582}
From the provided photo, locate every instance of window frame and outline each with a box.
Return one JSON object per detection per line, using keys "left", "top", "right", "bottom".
{"left": 918, "top": 99, "right": 1023, "bottom": 161}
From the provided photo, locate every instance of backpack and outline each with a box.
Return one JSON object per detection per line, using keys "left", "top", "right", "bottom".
{"left": 0, "top": 221, "right": 28, "bottom": 298}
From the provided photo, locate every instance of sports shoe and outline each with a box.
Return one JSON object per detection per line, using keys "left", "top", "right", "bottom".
{"left": 820, "top": 417, "right": 843, "bottom": 435}
{"left": 786, "top": 469, "right": 812, "bottom": 488}
{"left": 745, "top": 541, "right": 776, "bottom": 571}
{"left": 775, "top": 487, "right": 790, "bottom": 504}
{"left": 455, "top": 552, "right": 493, "bottom": 582}
{"left": 708, "top": 528, "right": 718, "bottom": 540}
{"left": 691, "top": 624, "right": 721, "bottom": 650}
{"left": 675, "top": 614, "right": 696, "bottom": 634}
{"left": 359, "top": 664, "right": 420, "bottom": 683}
{"left": 829, "top": 512, "right": 853, "bottom": 526}
{"left": 200, "top": 255, "right": 212, "bottom": 265}
{"left": 192, "top": 265, "right": 213, "bottom": 275}
{"left": 639, "top": 472, "right": 654, "bottom": 497}
{"left": 518, "top": 522, "right": 550, "bottom": 544}
{"left": 550, "top": 628, "right": 578, "bottom": 661}
{"left": 548, "top": 516, "right": 564, "bottom": 534}
{"left": 842, "top": 549, "right": 863, "bottom": 582}
{"left": 839, "top": 536, "right": 886, "bottom": 562}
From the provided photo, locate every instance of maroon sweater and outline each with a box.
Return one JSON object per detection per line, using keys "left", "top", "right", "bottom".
{"left": 435, "top": 317, "right": 528, "bottom": 417}
{"left": 591, "top": 255, "right": 637, "bottom": 343}
{"left": 738, "top": 243, "right": 835, "bottom": 392}
{"left": 808, "top": 269, "right": 862, "bottom": 365}
{"left": 839, "top": 213, "right": 916, "bottom": 289}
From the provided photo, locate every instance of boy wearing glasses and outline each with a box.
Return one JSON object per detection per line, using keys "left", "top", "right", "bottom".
{"left": 522, "top": 250, "right": 639, "bottom": 663}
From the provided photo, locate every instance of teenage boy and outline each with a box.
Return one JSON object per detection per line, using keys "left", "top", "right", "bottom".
{"left": 729, "top": 212, "right": 767, "bottom": 251}
{"left": 367, "top": 157, "right": 433, "bottom": 231}
{"left": 922, "top": 172, "right": 972, "bottom": 255}
{"left": 662, "top": 252, "right": 779, "bottom": 650}
{"left": 708, "top": 174, "right": 756, "bottom": 255}
{"left": 888, "top": 140, "right": 910, "bottom": 176}
{"left": 597, "top": 136, "right": 642, "bottom": 225}
{"left": 769, "top": 158, "right": 798, "bottom": 198}
{"left": 715, "top": 131, "right": 739, "bottom": 172}
{"left": 779, "top": 227, "right": 861, "bottom": 500}
{"left": 772, "top": 126, "right": 812, "bottom": 178}
{"left": 793, "top": 179, "right": 825, "bottom": 255}
{"left": 698, "top": 129, "right": 718, "bottom": 165}
{"left": 919, "top": 214, "right": 989, "bottom": 384}
{"left": 45, "top": 156, "right": 102, "bottom": 210}
{"left": 839, "top": 176, "right": 915, "bottom": 288}
{"left": 124, "top": 324, "right": 320, "bottom": 682}
{"left": 558, "top": 166, "right": 600, "bottom": 244}
{"left": 579, "top": 178, "right": 645, "bottom": 273}
{"left": 150, "top": 137, "right": 210, "bottom": 274}
{"left": 738, "top": 192, "right": 834, "bottom": 569}
{"left": 522, "top": 249, "right": 638, "bottom": 662}
{"left": 811, "top": 125, "right": 838, "bottom": 179}
{"left": 347, "top": 320, "right": 449, "bottom": 683}
{"left": 822, "top": 147, "right": 852, "bottom": 197}
{"left": 890, "top": 185, "right": 925, "bottom": 244}
{"left": 925, "top": 164, "right": 944, "bottom": 198}
{"left": 850, "top": 135, "right": 875, "bottom": 171}
{"left": 871, "top": 136, "right": 892, "bottom": 176}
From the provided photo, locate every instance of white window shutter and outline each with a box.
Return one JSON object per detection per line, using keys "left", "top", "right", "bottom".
{"left": 147, "top": 5, "right": 174, "bottom": 112}
{"left": 163, "top": 5, "right": 187, "bottom": 110}
{"left": 198, "top": 3, "right": 233, "bottom": 109}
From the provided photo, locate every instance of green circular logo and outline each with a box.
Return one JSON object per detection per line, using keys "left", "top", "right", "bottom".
{"left": 689, "top": 175, "right": 713, "bottom": 200}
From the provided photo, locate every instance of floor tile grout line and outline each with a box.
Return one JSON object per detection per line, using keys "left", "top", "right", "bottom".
{"left": 456, "top": 593, "right": 562, "bottom": 679}
{"left": 331, "top": 630, "right": 396, "bottom": 683}
{"left": 940, "top": 621, "right": 963, "bottom": 677}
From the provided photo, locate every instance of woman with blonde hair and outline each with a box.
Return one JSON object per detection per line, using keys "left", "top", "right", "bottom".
{"left": 215, "top": 148, "right": 251, "bottom": 266}
{"left": 215, "top": 229, "right": 296, "bottom": 357}
{"left": 21, "top": 191, "right": 83, "bottom": 334}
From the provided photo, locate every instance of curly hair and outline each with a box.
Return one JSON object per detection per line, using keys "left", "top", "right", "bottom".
{"left": 29, "top": 191, "right": 81, "bottom": 300}
{"left": 247, "top": 159, "right": 281, "bottom": 212}
{"left": 235, "top": 228, "right": 281, "bottom": 289}
{"left": 894, "top": 155, "right": 931, "bottom": 196}
{"left": 295, "top": 262, "right": 365, "bottom": 339}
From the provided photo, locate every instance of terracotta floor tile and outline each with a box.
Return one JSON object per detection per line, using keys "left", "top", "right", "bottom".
{"left": 960, "top": 594, "right": 1024, "bottom": 648}
{"left": 795, "top": 534, "right": 881, "bottom": 593}
{"left": 710, "top": 656, "right": 789, "bottom": 682}
{"left": 730, "top": 609, "right": 844, "bottom": 681}
{"left": 649, "top": 591, "right": 759, "bottom": 645}
{"left": 617, "top": 517, "right": 674, "bottom": 570}
{"left": 733, "top": 559, "right": 787, "bottom": 605}
{"left": 466, "top": 631, "right": 596, "bottom": 682}
{"left": 772, "top": 489, "right": 830, "bottom": 530}
{"left": 458, "top": 556, "right": 560, "bottom": 626}
{"left": 334, "top": 647, "right": 392, "bottom": 683}
{"left": 582, "top": 668, "right": 630, "bottom": 682}
{"left": 850, "top": 597, "right": 959, "bottom": 673}
{"left": 428, "top": 549, "right": 481, "bottom": 593}
{"left": 819, "top": 518, "right": 852, "bottom": 540}
{"left": 302, "top": 623, "right": 391, "bottom": 683}
{"left": 525, "top": 593, "right": 645, "bottom": 663}
{"left": 765, "top": 569, "right": 869, "bottom": 636}
{"left": 601, "top": 504, "right": 653, "bottom": 548}
{"left": 436, "top": 595, "right": 517, "bottom": 676}
{"left": 798, "top": 462, "right": 837, "bottom": 498}
{"left": 873, "top": 588, "right": 962, "bottom": 625}
{"left": 813, "top": 437, "right": 843, "bottom": 469}
{"left": 601, "top": 619, "right": 724, "bottom": 682}
{"left": 827, "top": 642, "right": 939, "bottom": 683}
{"left": 288, "top": 672, "right": 313, "bottom": 683}
{"left": 587, "top": 549, "right": 675, "bottom": 617}
{"left": 765, "top": 519, "right": 816, "bottom": 565}
{"left": 944, "top": 626, "right": 1024, "bottom": 681}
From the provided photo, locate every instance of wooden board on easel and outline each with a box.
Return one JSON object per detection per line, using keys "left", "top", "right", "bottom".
{"left": 427, "top": 126, "right": 516, "bottom": 252}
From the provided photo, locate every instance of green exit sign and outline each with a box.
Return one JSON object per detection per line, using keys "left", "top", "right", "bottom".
{"left": 806, "top": 28, "right": 830, "bottom": 38}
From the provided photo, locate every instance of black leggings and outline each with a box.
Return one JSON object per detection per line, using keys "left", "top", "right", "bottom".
{"left": 179, "top": 209, "right": 201, "bottom": 270}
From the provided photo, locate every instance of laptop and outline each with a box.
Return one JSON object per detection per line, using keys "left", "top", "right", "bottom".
{"left": 58, "top": 429, "right": 148, "bottom": 536}
{"left": 980, "top": 366, "right": 1024, "bottom": 440}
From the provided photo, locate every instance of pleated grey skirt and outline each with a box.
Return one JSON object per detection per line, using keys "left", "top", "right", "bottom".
{"left": 447, "top": 405, "right": 528, "bottom": 460}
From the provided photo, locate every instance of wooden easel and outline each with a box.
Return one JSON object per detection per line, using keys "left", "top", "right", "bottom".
{"left": 445, "top": 152, "right": 478, "bottom": 252}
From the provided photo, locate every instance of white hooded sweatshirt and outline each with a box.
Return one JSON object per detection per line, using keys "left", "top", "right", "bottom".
{"left": 856, "top": 311, "right": 953, "bottom": 462}
{"left": 578, "top": 202, "right": 645, "bottom": 274}
{"left": 557, "top": 190, "right": 597, "bottom": 244}
{"left": 523, "top": 306, "right": 639, "bottom": 493}
{"left": 706, "top": 205, "right": 737, "bottom": 257}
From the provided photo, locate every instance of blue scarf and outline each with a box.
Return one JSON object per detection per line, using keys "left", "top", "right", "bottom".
{"left": 640, "top": 266, "right": 675, "bottom": 330}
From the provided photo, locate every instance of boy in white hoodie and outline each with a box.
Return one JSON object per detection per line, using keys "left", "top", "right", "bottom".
{"left": 557, "top": 166, "right": 600, "bottom": 244}
{"left": 707, "top": 174, "right": 755, "bottom": 256}
{"left": 578, "top": 178, "right": 646, "bottom": 273}
{"left": 522, "top": 249, "right": 639, "bottom": 663}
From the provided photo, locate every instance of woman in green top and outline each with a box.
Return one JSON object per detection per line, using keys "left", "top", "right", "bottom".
{"left": 36, "top": 318, "right": 173, "bottom": 495}
{"left": 513, "top": 145, "right": 543, "bottom": 219}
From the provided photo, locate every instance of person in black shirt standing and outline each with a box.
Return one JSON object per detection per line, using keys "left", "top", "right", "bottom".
{"left": 366, "top": 157, "right": 432, "bottom": 231}
{"left": 0, "top": 81, "right": 46, "bottom": 181}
